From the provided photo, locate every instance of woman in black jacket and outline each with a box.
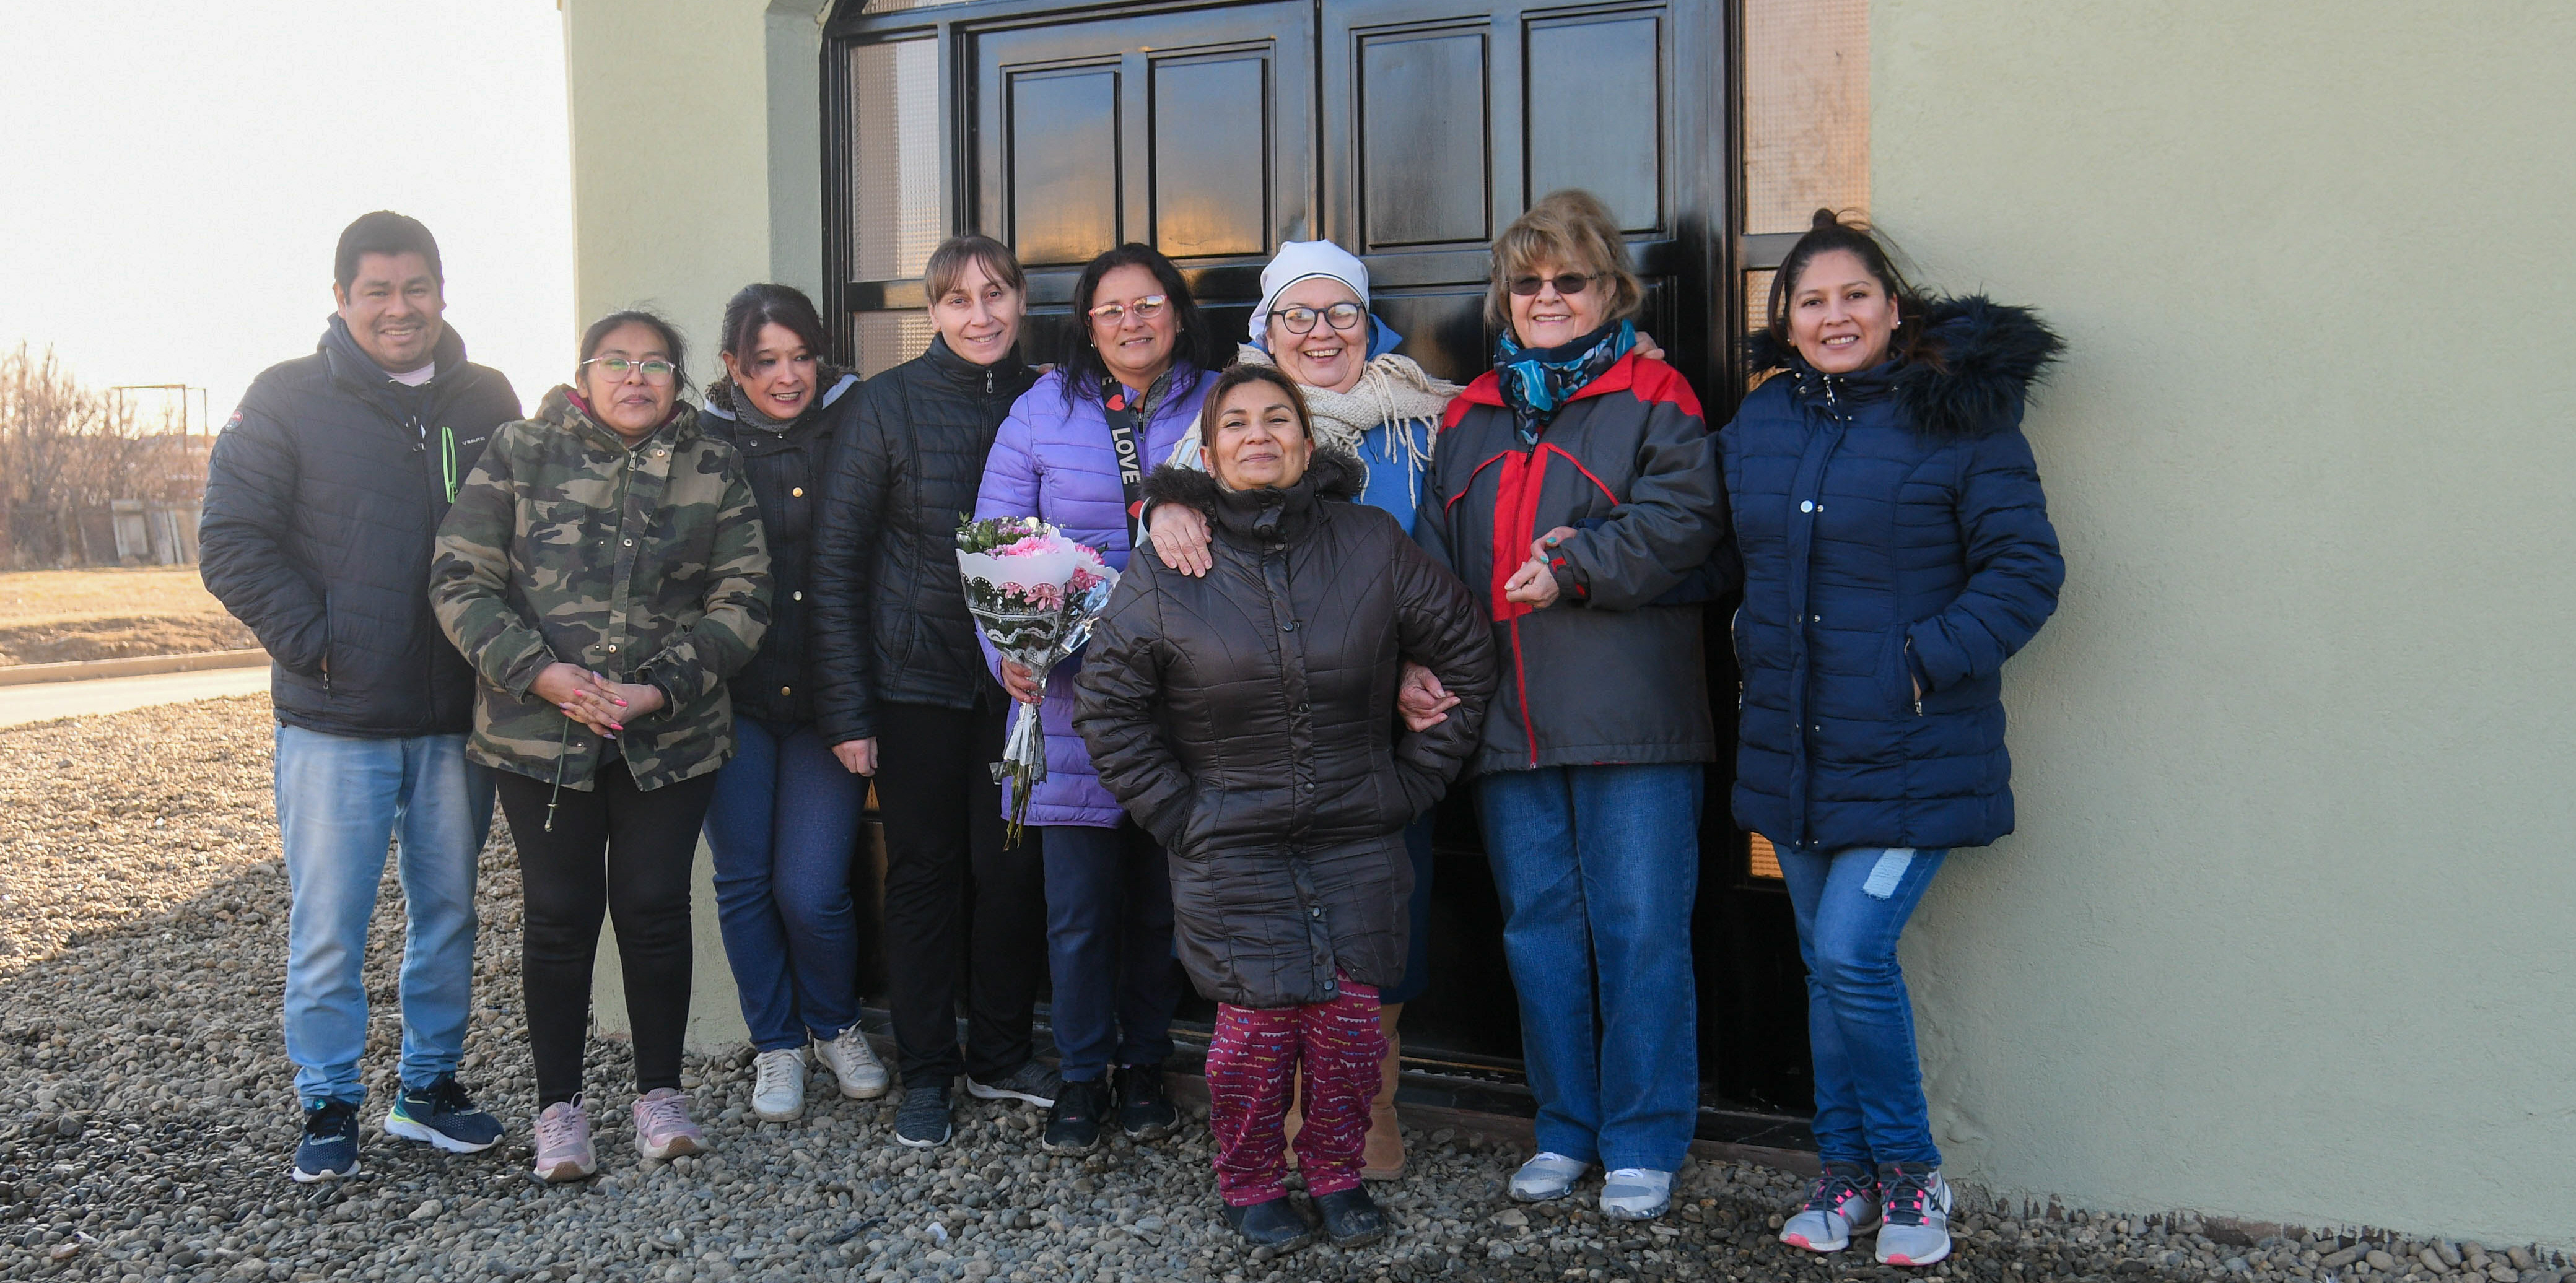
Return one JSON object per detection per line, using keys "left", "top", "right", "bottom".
{"left": 1075, "top": 365, "right": 1495, "bottom": 1253}
{"left": 699, "top": 284, "right": 891, "bottom": 1125}
{"left": 808, "top": 235, "right": 1052, "bottom": 1148}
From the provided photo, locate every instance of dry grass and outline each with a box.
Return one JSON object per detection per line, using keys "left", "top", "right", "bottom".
{"left": 0, "top": 566, "right": 253, "bottom": 665}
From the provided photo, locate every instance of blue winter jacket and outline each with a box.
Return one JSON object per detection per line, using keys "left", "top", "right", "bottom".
{"left": 974, "top": 366, "right": 1212, "bottom": 827}
{"left": 1722, "top": 297, "right": 2066, "bottom": 853}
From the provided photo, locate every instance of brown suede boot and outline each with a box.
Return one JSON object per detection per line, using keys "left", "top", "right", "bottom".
{"left": 1361, "top": 1002, "right": 1407, "bottom": 1181}
{"left": 1281, "top": 1069, "right": 1304, "bottom": 1170}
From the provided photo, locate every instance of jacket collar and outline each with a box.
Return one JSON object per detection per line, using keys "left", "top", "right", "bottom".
{"left": 701, "top": 368, "right": 859, "bottom": 430}
{"left": 1744, "top": 294, "right": 2065, "bottom": 438}
{"left": 927, "top": 334, "right": 1033, "bottom": 394}
{"left": 1451, "top": 350, "right": 1649, "bottom": 412}
{"left": 1141, "top": 448, "right": 1367, "bottom": 546}
{"left": 539, "top": 384, "right": 701, "bottom": 454}
{"left": 320, "top": 313, "right": 471, "bottom": 401}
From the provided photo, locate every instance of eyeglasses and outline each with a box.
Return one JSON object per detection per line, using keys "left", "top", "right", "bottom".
{"left": 1087, "top": 295, "right": 1169, "bottom": 324}
{"left": 583, "top": 356, "right": 676, "bottom": 382}
{"left": 1508, "top": 272, "right": 1596, "bottom": 297}
{"left": 1273, "top": 302, "right": 1367, "bottom": 334}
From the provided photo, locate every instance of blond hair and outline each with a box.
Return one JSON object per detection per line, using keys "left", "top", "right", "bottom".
{"left": 1483, "top": 189, "right": 1643, "bottom": 331}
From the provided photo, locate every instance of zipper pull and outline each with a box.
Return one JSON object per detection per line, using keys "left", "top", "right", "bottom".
{"left": 985, "top": 367, "right": 994, "bottom": 394}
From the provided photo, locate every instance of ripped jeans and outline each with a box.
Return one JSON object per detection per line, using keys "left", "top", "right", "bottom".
{"left": 1776, "top": 845, "right": 1950, "bottom": 1167}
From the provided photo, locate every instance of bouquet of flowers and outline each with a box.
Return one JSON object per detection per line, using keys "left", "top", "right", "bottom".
{"left": 956, "top": 515, "right": 1120, "bottom": 846}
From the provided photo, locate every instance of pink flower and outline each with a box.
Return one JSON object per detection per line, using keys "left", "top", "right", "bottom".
{"left": 1025, "top": 582, "right": 1064, "bottom": 610}
{"left": 992, "top": 534, "right": 1068, "bottom": 559}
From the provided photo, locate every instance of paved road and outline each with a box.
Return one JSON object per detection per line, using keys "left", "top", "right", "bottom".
{"left": 0, "top": 666, "right": 271, "bottom": 728}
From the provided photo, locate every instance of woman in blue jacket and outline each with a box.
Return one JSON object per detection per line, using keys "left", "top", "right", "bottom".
{"left": 1724, "top": 210, "right": 2064, "bottom": 1269}
{"left": 973, "top": 242, "right": 1222, "bottom": 1155}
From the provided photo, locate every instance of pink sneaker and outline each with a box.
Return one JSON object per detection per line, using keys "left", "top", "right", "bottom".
{"left": 632, "top": 1087, "right": 707, "bottom": 1160}
{"left": 531, "top": 1098, "right": 596, "bottom": 1183}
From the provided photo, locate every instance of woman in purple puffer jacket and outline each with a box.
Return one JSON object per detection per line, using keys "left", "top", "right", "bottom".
{"left": 972, "top": 241, "right": 1222, "bottom": 1154}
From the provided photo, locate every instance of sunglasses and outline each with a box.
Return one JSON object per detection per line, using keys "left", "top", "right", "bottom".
{"left": 1508, "top": 272, "right": 1596, "bottom": 297}
{"left": 1273, "top": 302, "right": 1367, "bottom": 334}
{"left": 1086, "top": 295, "right": 1169, "bottom": 323}
{"left": 583, "top": 356, "right": 676, "bottom": 382}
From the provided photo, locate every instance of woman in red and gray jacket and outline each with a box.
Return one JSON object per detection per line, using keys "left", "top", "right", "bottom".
{"left": 1414, "top": 189, "right": 1731, "bottom": 1221}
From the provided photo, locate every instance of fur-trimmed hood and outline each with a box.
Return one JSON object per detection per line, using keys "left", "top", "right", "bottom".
{"left": 1745, "top": 294, "right": 2063, "bottom": 439}
{"left": 1141, "top": 447, "right": 1369, "bottom": 516}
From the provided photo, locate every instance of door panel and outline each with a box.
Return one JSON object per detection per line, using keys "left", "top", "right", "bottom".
{"left": 1356, "top": 27, "right": 1491, "bottom": 249}
{"left": 1008, "top": 67, "right": 1124, "bottom": 266}
{"left": 1526, "top": 11, "right": 1664, "bottom": 233}
{"left": 1150, "top": 52, "right": 1275, "bottom": 258}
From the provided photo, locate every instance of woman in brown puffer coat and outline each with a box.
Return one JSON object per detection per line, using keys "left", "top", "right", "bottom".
{"left": 1074, "top": 364, "right": 1494, "bottom": 1254}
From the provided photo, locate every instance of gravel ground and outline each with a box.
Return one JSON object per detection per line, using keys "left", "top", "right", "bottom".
{"left": 4, "top": 696, "right": 2569, "bottom": 1283}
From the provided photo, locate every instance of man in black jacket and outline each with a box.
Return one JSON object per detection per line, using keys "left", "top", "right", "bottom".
{"left": 199, "top": 212, "right": 521, "bottom": 1182}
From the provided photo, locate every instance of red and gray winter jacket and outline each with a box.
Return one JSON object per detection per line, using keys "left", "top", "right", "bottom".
{"left": 1415, "top": 352, "right": 1732, "bottom": 775}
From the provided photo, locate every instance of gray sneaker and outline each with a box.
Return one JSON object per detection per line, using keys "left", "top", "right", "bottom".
{"left": 1873, "top": 1163, "right": 1954, "bottom": 1267}
{"left": 965, "top": 1059, "right": 1061, "bottom": 1108}
{"left": 1600, "top": 1167, "right": 1674, "bottom": 1220}
{"left": 894, "top": 1081, "right": 953, "bottom": 1148}
{"left": 1781, "top": 1160, "right": 1881, "bottom": 1253}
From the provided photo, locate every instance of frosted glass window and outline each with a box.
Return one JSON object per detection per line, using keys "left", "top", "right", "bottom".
{"left": 849, "top": 37, "right": 944, "bottom": 281}
{"left": 1742, "top": 0, "right": 1869, "bottom": 235}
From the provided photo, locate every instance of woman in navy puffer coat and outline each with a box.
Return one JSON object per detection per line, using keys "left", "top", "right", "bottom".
{"left": 1723, "top": 211, "right": 2063, "bottom": 1269}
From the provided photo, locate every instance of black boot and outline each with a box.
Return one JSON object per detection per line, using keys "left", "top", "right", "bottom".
{"left": 1116, "top": 1062, "right": 1178, "bottom": 1140}
{"left": 1223, "top": 1196, "right": 1314, "bottom": 1251}
{"left": 1314, "top": 1186, "right": 1387, "bottom": 1247}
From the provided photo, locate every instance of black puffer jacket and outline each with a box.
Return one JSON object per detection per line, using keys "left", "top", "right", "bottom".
{"left": 810, "top": 337, "right": 1038, "bottom": 744}
{"left": 200, "top": 317, "right": 520, "bottom": 737}
{"left": 1075, "top": 453, "right": 1496, "bottom": 1008}
{"left": 700, "top": 369, "right": 860, "bottom": 725}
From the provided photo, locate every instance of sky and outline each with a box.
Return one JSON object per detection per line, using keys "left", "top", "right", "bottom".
{"left": 0, "top": 1, "right": 572, "bottom": 429}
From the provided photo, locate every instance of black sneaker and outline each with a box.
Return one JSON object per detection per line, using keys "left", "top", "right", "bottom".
{"left": 384, "top": 1074, "right": 503, "bottom": 1154}
{"left": 292, "top": 1098, "right": 362, "bottom": 1183}
{"left": 894, "top": 1081, "right": 953, "bottom": 1149}
{"left": 1115, "top": 1063, "right": 1177, "bottom": 1141}
{"left": 1223, "top": 1196, "right": 1314, "bottom": 1251}
{"left": 1314, "top": 1186, "right": 1387, "bottom": 1247}
{"left": 1042, "top": 1076, "right": 1109, "bottom": 1154}
{"left": 965, "top": 1058, "right": 1062, "bottom": 1108}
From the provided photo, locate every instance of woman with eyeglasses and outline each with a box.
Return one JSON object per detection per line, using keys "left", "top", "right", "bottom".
{"left": 431, "top": 310, "right": 771, "bottom": 1181}
{"left": 972, "top": 241, "right": 1223, "bottom": 1155}
{"left": 1414, "top": 190, "right": 1729, "bottom": 1220}
{"left": 694, "top": 284, "right": 891, "bottom": 1128}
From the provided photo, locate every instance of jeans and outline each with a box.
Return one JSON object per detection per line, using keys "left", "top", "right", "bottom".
{"left": 496, "top": 761, "right": 717, "bottom": 1108}
{"left": 705, "top": 718, "right": 867, "bottom": 1051}
{"left": 876, "top": 699, "right": 1047, "bottom": 1087}
{"left": 1776, "top": 844, "right": 1949, "bottom": 1167}
{"left": 1382, "top": 813, "right": 1437, "bottom": 1006}
{"left": 1040, "top": 820, "right": 1183, "bottom": 1081}
{"left": 274, "top": 726, "right": 494, "bottom": 1105}
{"left": 1477, "top": 762, "right": 1703, "bottom": 1172}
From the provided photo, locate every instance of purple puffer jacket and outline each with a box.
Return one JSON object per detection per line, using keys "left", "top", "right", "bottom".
{"left": 975, "top": 367, "right": 1212, "bottom": 827}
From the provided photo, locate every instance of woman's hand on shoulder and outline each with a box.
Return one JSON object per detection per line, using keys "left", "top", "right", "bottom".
{"left": 1147, "top": 502, "right": 1213, "bottom": 577}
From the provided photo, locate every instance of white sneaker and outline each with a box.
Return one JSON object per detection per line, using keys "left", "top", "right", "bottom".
{"left": 1600, "top": 1168, "right": 1674, "bottom": 1220}
{"left": 1509, "top": 1151, "right": 1591, "bottom": 1201}
{"left": 1874, "top": 1165, "right": 1955, "bottom": 1267}
{"left": 750, "top": 1047, "right": 806, "bottom": 1122}
{"left": 816, "top": 1024, "right": 891, "bottom": 1100}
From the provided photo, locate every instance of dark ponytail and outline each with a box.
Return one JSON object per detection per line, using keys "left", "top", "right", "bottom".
{"left": 1765, "top": 209, "right": 1936, "bottom": 366}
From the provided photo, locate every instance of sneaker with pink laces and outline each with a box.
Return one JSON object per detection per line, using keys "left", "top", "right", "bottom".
{"left": 632, "top": 1087, "right": 707, "bottom": 1161}
{"left": 531, "top": 1098, "right": 596, "bottom": 1183}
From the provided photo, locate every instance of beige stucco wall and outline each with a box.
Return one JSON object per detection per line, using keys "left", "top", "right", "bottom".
{"left": 561, "top": 0, "right": 829, "bottom": 1051}
{"left": 1872, "top": 0, "right": 2576, "bottom": 1247}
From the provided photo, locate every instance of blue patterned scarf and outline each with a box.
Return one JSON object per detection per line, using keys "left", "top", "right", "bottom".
{"left": 1493, "top": 319, "right": 1636, "bottom": 444}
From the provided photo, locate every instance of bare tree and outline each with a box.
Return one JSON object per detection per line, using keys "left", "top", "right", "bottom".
{"left": 0, "top": 346, "right": 202, "bottom": 567}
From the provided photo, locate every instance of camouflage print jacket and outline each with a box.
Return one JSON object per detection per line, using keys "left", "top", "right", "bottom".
{"left": 430, "top": 387, "right": 771, "bottom": 791}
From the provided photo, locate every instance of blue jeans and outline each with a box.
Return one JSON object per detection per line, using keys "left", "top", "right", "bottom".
{"left": 705, "top": 718, "right": 868, "bottom": 1051}
{"left": 275, "top": 726, "right": 494, "bottom": 1105}
{"left": 1383, "top": 812, "right": 1436, "bottom": 1006}
{"left": 1477, "top": 763, "right": 1703, "bottom": 1171}
{"left": 1041, "top": 820, "right": 1182, "bottom": 1080}
{"left": 1776, "top": 845, "right": 1949, "bottom": 1167}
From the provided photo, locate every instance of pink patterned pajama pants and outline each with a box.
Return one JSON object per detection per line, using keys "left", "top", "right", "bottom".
{"left": 1203, "top": 976, "right": 1385, "bottom": 1206}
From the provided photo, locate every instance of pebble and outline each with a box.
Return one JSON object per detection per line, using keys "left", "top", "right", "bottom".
{"left": 4, "top": 697, "right": 2572, "bottom": 1283}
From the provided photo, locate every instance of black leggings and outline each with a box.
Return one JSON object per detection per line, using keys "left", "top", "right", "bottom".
{"left": 496, "top": 760, "right": 717, "bottom": 1107}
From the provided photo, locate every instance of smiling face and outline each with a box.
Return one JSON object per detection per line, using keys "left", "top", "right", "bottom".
{"left": 1264, "top": 277, "right": 1370, "bottom": 394}
{"left": 933, "top": 256, "right": 1026, "bottom": 367}
{"left": 720, "top": 322, "right": 819, "bottom": 421}
{"left": 1786, "top": 248, "right": 1900, "bottom": 374}
{"left": 1506, "top": 253, "right": 1608, "bottom": 350}
{"left": 1088, "top": 263, "right": 1179, "bottom": 391}
{"left": 1209, "top": 379, "right": 1312, "bottom": 491}
{"left": 333, "top": 251, "right": 445, "bottom": 372}
{"left": 578, "top": 321, "right": 679, "bottom": 440}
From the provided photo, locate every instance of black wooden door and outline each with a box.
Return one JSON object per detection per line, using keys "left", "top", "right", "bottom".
{"left": 829, "top": 0, "right": 1814, "bottom": 1125}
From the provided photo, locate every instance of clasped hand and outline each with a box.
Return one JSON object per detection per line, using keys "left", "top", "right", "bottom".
{"left": 532, "top": 662, "right": 665, "bottom": 739}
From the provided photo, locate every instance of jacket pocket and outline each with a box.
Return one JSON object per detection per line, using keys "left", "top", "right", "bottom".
{"left": 1879, "top": 625, "right": 1918, "bottom": 718}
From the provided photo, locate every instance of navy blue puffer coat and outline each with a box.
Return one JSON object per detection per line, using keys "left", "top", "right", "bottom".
{"left": 1721, "top": 296, "right": 2066, "bottom": 853}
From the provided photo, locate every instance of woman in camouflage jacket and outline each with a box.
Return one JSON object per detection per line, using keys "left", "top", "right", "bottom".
{"left": 430, "top": 310, "right": 771, "bottom": 1182}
